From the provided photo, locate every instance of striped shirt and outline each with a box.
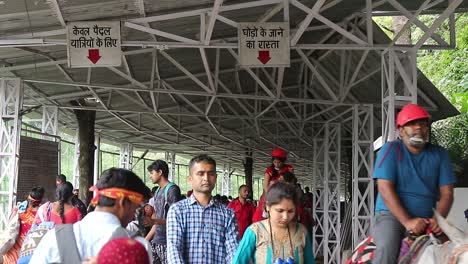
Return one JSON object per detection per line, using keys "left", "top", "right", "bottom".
{"left": 166, "top": 195, "right": 239, "bottom": 264}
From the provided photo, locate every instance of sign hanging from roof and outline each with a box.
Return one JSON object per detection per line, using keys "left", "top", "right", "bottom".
{"left": 66, "top": 21, "right": 121, "bottom": 68}
{"left": 238, "top": 22, "right": 290, "bottom": 67}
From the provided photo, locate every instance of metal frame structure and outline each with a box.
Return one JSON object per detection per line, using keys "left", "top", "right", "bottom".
{"left": 352, "top": 104, "right": 374, "bottom": 248}
{"left": 312, "top": 137, "right": 325, "bottom": 258}
{"left": 0, "top": 78, "right": 22, "bottom": 229}
{"left": 94, "top": 133, "right": 100, "bottom": 185}
{"left": 312, "top": 122, "right": 341, "bottom": 264}
{"left": 222, "top": 163, "right": 233, "bottom": 196}
{"left": 41, "top": 106, "right": 59, "bottom": 136}
{"left": 381, "top": 50, "right": 418, "bottom": 143}
{"left": 168, "top": 151, "right": 176, "bottom": 182}
{"left": 0, "top": 0, "right": 464, "bottom": 255}
{"left": 323, "top": 123, "right": 341, "bottom": 264}
{"left": 120, "top": 143, "right": 133, "bottom": 170}
{"left": 73, "top": 130, "right": 80, "bottom": 188}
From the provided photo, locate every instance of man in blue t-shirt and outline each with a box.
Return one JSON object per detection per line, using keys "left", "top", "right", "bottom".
{"left": 371, "top": 104, "right": 456, "bottom": 264}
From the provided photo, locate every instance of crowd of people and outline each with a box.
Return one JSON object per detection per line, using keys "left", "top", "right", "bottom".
{"left": 0, "top": 104, "right": 458, "bottom": 264}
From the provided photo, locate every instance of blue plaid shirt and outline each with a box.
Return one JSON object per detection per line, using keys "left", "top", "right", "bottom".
{"left": 166, "top": 195, "right": 239, "bottom": 264}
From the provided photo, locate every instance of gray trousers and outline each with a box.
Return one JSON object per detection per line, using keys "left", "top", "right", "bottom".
{"left": 371, "top": 211, "right": 406, "bottom": 264}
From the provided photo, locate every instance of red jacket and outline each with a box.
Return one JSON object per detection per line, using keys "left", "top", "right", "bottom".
{"left": 228, "top": 198, "right": 256, "bottom": 239}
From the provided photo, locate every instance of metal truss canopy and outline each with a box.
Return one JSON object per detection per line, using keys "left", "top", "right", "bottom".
{"left": 0, "top": 0, "right": 464, "bottom": 254}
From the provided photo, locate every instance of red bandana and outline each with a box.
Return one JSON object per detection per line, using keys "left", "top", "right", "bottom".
{"left": 89, "top": 186, "right": 144, "bottom": 206}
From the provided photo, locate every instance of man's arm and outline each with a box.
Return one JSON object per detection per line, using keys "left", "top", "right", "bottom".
{"left": 225, "top": 210, "right": 239, "bottom": 264}
{"left": 428, "top": 184, "right": 454, "bottom": 234}
{"left": 436, "top": 184, "right": 454, "bottom": 217}
{"left": 263, "top": 172, "right": 271, "bottom": 193}
{"left": 166, "top": 205, "right": 185, "bottom": 264}
{"left": 377, "top": 179, "right": 428, "bottom": 234}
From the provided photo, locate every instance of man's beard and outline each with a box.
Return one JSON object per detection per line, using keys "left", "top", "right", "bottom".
{"left": 407, "top": 133, "right": 427, "bottom": 147}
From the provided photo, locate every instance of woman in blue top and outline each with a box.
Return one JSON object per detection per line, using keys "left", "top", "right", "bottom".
{"left": 232, "top": 181, "right": 315, "bottom": 264}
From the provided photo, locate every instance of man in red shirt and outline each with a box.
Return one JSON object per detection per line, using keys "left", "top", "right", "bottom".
{"left": 228, "top": 185, "right": 256, "bottom": 239}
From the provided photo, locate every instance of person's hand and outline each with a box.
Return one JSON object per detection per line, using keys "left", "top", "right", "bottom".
{"left": 403, "top": 218, "right": 428, "bottom": 235}
{"left": 427, "top": 217, "right": 442, "bottom": 235}
{"left": 82, "top": 256, "right": 97, "bottom": 264}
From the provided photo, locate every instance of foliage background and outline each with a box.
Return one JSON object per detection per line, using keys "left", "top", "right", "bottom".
{"left": 375, "top": 13, "right": 468, "bottom": 180}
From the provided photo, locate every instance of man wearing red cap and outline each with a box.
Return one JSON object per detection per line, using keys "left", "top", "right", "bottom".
{"left": 371, "top": 104, "right": 456, "bottom": 264}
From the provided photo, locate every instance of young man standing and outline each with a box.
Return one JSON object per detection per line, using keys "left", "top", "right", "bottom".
{"left": 228, "top": 185, "right": 256, "bottom": 239}
{"left": 166, "top": 154, "right": 239, "bottom": 263}
{"left": 146, "top": 160, "right": 181, "bottom": 264}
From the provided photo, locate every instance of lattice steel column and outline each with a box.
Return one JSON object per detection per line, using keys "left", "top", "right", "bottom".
{"left": 93, "top": 133, "right": 100, "bottom": 185}
{"left": 41, "top": 106, "right": 58, "bottom": 136}
{"left": 222, "top": 163, "right": 231, "bottom": 196}
{"left": 312, "top": 137, "right": 325, "bottom": 257}
{"left": 352, "top": 104, "right": 374, "bottom": 248}
{"left": 169, "top": 151, "right": 176, "bottom": 182}
{"left": 323, "top": 123, "right": 341, "bottom": 264}
{"left": 72, "top": 131, "right": 80, "bottom": 188}
{"left": 120, "top": 143, "right": 133, "bottom": 170}
{"left": 381, "top": 50, "right": 417, "bottom": 143}
{"left": 0, "top": 78, "right": 22, "bottom": 230}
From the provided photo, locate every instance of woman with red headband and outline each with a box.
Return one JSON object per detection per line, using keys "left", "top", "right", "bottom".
{"left": 252, "top": 148, "right": 294, "bottom": 222}
{"left": 3, "top": 187, "right": 44, "bottom": 264}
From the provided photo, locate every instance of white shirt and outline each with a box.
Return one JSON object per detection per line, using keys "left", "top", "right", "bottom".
{"left": 30, "top": 211, "right": 151, "bottom": 263}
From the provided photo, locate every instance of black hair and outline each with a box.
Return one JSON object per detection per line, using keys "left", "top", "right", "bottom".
{"left": 95, "top": 168, "right": 152, "bottom": 207}
{"left": 56, "top": 181, "right": 73, "bottom": 224}
{"left": 188, "top": 154, "right": 216, "bottom": 174}
{"left": 56, "top": 174, "right": 67, "bottom": 183}
{"left": 146, "top": 160, "right": 169, "bottom": 179}
{"left": 281, "top": 171, "right": 297, "bottom": 184}
{"left": 271, "top": 156, "right": 286, "bottom": 163}
{"left": 265, "top": 181, "right": 300, "bottom": 208}
{"left": 29, "top": 186, "right": 45, "bottom": 208}
{"left": 151, "top": 186, "right": 158, "bottom": 194}
{"left": 238, "top": 184, "right": 248, "bottom": 192}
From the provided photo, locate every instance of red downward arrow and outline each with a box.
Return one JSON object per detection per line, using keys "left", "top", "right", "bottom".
{"left": 257, "top": 50, "right": 271, "bottom": 64}
{"left": 88, "top": 49, "right": 101, "bottom": 64}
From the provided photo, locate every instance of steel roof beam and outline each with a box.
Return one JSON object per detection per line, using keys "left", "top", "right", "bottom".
{"left": 48, "top": 0, "right": 66, "bottom": 27}
{"left": 413, "top": 0, "right": 463, "bottom": 50}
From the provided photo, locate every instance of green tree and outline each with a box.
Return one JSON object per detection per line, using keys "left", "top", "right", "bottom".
{"left": 375, "top": 14, "right": 468, "bottom": 178}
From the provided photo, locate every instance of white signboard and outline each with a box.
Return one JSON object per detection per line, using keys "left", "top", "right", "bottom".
{"left": 67, "top": 21, "right": 121, "bottom": 68}
{"left": 238, "top": 22, "right": 290, "bottom": 67}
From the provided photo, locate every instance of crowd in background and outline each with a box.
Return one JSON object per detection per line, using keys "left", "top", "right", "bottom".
{"left": 1, "top": 150, "right": 315, "bottom": 264}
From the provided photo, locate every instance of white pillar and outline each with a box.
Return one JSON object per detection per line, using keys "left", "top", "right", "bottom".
{"left": 169, "top": 151, "right": 176, "bottom": 182}
{"left": 41, "top": 106, "right": 58, "bottom": 136}
{"left": 120, "top": 143, "right": 133, "bottom": 170}
{"left": 323, "top": 123, "right": 341, "bottom": 264}
{"left": 72, "top": 130, "right": 80, "bottom": 188}
{"left": 0, "top": 78, "right": 22, "bottom": 230}
{"left": 222, "top": 163, "right": 231, "bottom": 196}
{"left": 352, "top": 104, "right": 375, "bottom": 248}
{"left": 93, "top": 133, "right": 100, "bottom": 185}
{"left": 312, "top": 137, "right": 325, "bottom": 257}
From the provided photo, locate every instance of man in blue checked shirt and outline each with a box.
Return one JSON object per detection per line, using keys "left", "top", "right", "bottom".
{"left": 166, "top": 154, "right": 239, "bottom": 263}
